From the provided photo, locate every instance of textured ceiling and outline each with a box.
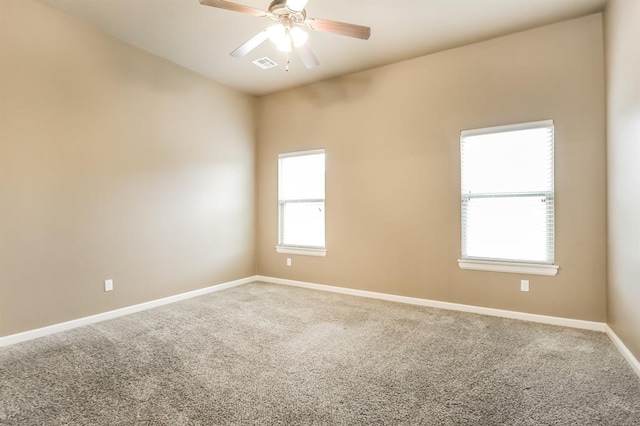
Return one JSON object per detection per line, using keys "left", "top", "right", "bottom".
{"left": 36, "top": 0, "right": 606, "bottom": 96}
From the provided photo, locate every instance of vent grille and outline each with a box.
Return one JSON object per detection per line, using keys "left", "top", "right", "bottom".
{"left": 252, "top": 57, "right": 278, "bottom": 69}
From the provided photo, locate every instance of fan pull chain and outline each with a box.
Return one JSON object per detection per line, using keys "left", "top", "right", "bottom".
{"left": 285, "top": 56, "right": 290, "bottom": 72}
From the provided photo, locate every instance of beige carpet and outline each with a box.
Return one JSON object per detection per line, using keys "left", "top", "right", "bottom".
{"left": 1, "top": 281, "right": 639, "bottom": 425}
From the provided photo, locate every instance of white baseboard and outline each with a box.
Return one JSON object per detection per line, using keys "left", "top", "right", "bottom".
{"left": 3, "top": 274, "right": 624, "bottom": 369}
{"left": 255, "top": 275, "right": 606, "bottom": 332}
{"left": 605, "top": 325, "right": 640, "bottom": 379}
{"left": 0, "top": 275, "right": 258, "bottom": 348}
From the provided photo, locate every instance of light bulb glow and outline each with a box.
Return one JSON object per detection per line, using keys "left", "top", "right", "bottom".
{"left": 277, "top": 35, "right": 292, "bottom": 52}
{"left": 290, "top": 27, "right": 308, "bottom": 47}
{"left": 268, "top": 24, "right": 286, "bottom": 44}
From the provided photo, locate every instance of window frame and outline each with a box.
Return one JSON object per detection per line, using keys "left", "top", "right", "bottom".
{"left": 457, "top": 120, "right": 558, "bottom": 276}
{"left": 275, "top": 149, "right": 327, "bottom": 257}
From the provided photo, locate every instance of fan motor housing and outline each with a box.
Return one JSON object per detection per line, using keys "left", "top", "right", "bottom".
{"left": 268, "top": 0, "right": 306, "bottom": 23}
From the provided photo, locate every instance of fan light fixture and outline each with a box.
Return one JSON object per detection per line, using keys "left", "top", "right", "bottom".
{"left": 268, "top": 24, "right": 308, "bottom": 52}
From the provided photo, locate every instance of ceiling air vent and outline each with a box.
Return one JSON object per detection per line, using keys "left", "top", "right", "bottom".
{"left": 252, "top": 57, "right": 278, "bottom": 69}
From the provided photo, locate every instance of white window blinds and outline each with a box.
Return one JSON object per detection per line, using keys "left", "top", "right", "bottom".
{"left": 278, "top": 150, "right": 325, "bottom": 248}
{"left": 461, "top": 120, "right": 554, "bottom": 264}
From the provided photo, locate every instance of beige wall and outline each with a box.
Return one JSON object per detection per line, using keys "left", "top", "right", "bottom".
{"left": 0, "top": 1, "right": 611, "bottom": 338}
{"left": 0, "top": 0, "right": 256, "bottom": 337}
{"left": 257, "top": 14, "right": 607, "bottom": 322}
{"left": 605, "top": 0, "right": 640, "bottom": 358}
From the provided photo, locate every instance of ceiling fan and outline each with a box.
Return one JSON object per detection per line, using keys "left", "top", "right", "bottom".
{"left": 199, "top": 0, "right": 371, "bottom": 70}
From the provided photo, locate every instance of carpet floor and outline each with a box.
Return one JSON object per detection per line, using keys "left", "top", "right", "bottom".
{"left": 1, "top": 282, "right": 639, "bottom": 425}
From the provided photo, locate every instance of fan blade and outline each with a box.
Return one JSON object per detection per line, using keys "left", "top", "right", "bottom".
{"left": 230, "top": 29, "right": 270, "bottom": 57}
{"left": 285, "top": 0, "right": 309, "bottom": 12}
{"left": 308, "top": 18, "right": 371, "bottom": 40}
{"left": 296, "top": 44, "right": 319, "bottom": 69}
{"left": 199, "top": 0, "right": 268, "bottom": 17}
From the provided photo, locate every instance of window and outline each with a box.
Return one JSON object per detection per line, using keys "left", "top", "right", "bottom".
{"left": 458, "top": 120, "right": 558, "bottom": 276}
{"left": 276, "top": 149, "right": 326, "bottom": 257}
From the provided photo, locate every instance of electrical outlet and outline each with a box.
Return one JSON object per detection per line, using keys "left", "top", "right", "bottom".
{"left": 104, "top": 279, "right": 113, "bottom": 292}
{"left": 286, "top": 258, "right": 292, "bottom": 267}
{"left": 520, "top": 280, "right": 529, "bottom": 292}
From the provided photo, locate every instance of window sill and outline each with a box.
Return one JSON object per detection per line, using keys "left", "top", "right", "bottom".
{"left": 457, "top": 259, "right": 558, "bottom": 276}
{"left": 276, "top": 246, "right": 327, "bottom": 257}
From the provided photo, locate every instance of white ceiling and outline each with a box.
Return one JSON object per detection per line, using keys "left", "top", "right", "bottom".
{"left": 36, "top": 0, "right": 606, "bottom": 96}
